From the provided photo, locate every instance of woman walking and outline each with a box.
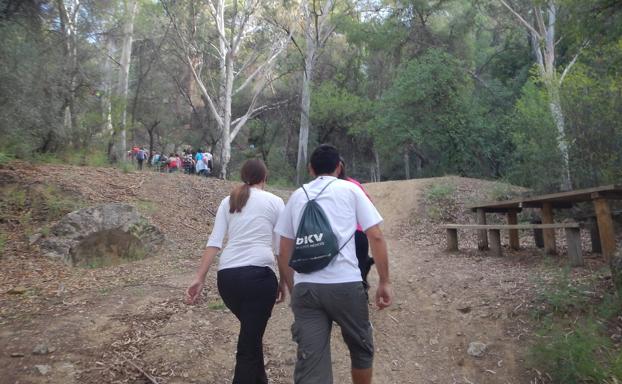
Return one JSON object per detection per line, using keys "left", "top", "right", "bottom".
{"left": 185, "top": 159, "right": 285, "bottom": 384}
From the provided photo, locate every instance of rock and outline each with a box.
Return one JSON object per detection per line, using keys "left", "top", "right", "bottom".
{"left": 38, "top": 203, "right": 164, "bottom": 266}
{"left": 457, "top": 306, "right": 472, "bottom": 314}
{"left": 10, "top": 352, "right": 25, "bottom": 358}
{"left": 467, "top": 342, "right": 487, "bottom": 358}
{"left": 29, "top": 233, "right": 42, "bottom": 245}
{"left": 32, "top": 344, "right": 52, "bottom": 355}
{"left": 611, "top": 334, "right": 622, "bottom": 343}
{"left": 34, "top": 364, "right": 51, "bottom": 375}
{"left": 7, "top": 287, "right": 27, "bottom": 294}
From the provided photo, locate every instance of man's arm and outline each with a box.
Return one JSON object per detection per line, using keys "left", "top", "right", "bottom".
{"left": 366, "top": 224, "right": 393, "bottom": 309}
{"left": 277, "top": 236, "right": 295, "bottom": 294}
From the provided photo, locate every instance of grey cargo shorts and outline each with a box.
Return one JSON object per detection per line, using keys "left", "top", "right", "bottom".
{"left": 291, "top": 282, "right": 374, "bottom": 384}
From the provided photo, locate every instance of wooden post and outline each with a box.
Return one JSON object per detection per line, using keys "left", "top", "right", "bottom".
{"left": 489, "top": 229, "right": 502, "bottom": 257}
{"left": 565, "top": 227, "right": 584, "bottom": 267}
{"left": 589, "top": 217, "right": 602, "bottom": 254}
{"left": 507, "top": 211, "right": 520, "bottom": 250}
{"left": 476, "top": 209, "right": 489, "bottom": 250}
{"left": 541, "top": 203, "right": 557, "bottom": 255}
{"left": 447, "top": 228, "right": 458, "bottom": 252}
{"left": 594, "top": 198, "right": 616, "bottom": 261}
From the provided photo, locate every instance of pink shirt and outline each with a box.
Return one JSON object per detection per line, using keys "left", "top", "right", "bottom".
{"left": 346, "top": 177, "right": 371, "bottom": 231}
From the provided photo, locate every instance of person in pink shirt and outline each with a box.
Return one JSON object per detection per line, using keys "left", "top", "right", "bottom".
{"left": 338, "top": 158, "right": 375, "bottom": 290}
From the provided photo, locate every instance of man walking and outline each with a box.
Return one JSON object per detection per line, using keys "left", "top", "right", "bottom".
{"left": 275, "top": 144, "right": 393, "bottom": 384}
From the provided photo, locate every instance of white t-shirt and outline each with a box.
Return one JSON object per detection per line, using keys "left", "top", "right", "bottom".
{"left": 275, "top": 176, "right": 383, "bottom": 285}
{"left": 207, "top": 188, "right": 285, "bottom": 272}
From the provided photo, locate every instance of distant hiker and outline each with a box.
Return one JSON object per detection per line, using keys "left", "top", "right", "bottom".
{"left": 275, "top": 144, "right": 393, "bottom": 384}
{"left": 195, "top": 149, "right": 208, "bottom": 176}
{"left": 167, "top": 153, "right": 180, "bottom": 173}
{"left": 183, "top": 151, "right": 194, "bottom": 174}
{"left": 136, "top": 147, "right": 146, "bottom": 170}
{"left": 203, "top": 149, "right": 213, "bottom": 174}
{"left": 185, "top": 159, "right": 285, "bottom": 384}
{"left": 338, "top": 157, "right": 375, "bottom": 290}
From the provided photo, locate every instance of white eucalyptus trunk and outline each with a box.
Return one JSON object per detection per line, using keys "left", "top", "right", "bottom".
{"left": 296, "top": 44, "right": 315, "bottom": 185}
{"left": 102, "top": 34, "right": 115, "bottom": 136}
{"left": 500, "top": 0, "right": 574, "bottom": 190}
{"left": 117, "top": 0, "right": 138, "bottom": 162}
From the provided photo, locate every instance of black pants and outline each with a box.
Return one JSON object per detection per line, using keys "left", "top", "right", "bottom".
{"left": 217, "top": 266, "right": 278, "bottom": 384}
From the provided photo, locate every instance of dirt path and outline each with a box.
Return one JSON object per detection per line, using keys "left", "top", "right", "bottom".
{"left": 0, "top": 166, "right": 540, "bottom": 383}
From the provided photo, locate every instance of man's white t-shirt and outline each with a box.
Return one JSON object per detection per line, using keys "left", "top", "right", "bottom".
{"left": 275, "top": 176, "right": 383, "bottom": 285}
{"left": 207, "top": 188, "right": 284, "bottom": 272}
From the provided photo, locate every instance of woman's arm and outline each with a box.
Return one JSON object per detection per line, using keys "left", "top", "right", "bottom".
{"left": 185, "top": 246, "right": 220, "bottom": 304}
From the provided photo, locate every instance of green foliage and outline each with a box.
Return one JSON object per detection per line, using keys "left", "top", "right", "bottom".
{"left": 0, "top": 152, "right": 14, "bottom": 166}
{"left": 505, "top": 77, "right": 563, "bottom": 192}
{"left": 424, "top": 182, "right": 457, "bottom": 222}
{"left": 426, "top": 183, "right": 456, "bottom": 203}
{"left": 529, "top": 267, "right": 622, "bottom": 383}
{"left": 529, "top": 320, "right": 611, "bottom": 383}
{"left": 0, "top": 231, "right": 6, "bottom": 257}
{"left": 207, "top": 300, "right": 227, "bottom": 310}
{"left": 534, "top": 268, "right": 592, "bottom": 316}
{"left": 118, "top": 162, "right": 134, "bottom": 174}
{"left": 488, "top": 181, "right": 520, "bottom": 202}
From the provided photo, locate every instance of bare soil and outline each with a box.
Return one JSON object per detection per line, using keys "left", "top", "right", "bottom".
{"left": 0, "top": 164, "right": 610, "bottom": 383}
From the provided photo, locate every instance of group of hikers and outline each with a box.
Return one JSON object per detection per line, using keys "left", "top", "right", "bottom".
{"left": 185, "top": 144, "right": 393, "bottom": 384}
{"left": 128, "top": 145, "right": 213, "bottom": 175}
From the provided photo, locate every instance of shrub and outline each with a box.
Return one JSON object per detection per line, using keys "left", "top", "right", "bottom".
{"left": 529, "top": 320, "right": 610, "bottom": 383}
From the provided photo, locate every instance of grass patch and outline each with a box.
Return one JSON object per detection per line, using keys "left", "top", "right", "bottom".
{"left": 0, "top": 151, "right": 14, "bottom": 166}
{"left": 134, "top": 200, "right": 157, "bottom": 215}
{"left": 424, "top": 182, "right": 457, "bottom": 222}
{"left": 207, "top": 300, "right": 227, "bottom": 310}
{"left": 488, "top": 181, "right": 519, "bottom": 201}
{"left": 118, "top": 161, "right": 134, "bottom": 174}
{"left": 528, "top": 268, "right": 622, "bottom": 383}
{"left": 0, "top": 231, "right": 6, "bottom": 257}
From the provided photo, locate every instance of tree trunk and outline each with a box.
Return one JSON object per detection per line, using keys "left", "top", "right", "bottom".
{"left": 220, "top": 51, "right": 235, "bottom": 180}
{"left": 103, "top": 34, "right": 115, "bottom": 160}
{"left": 116, "top": 0, "right": 139, "bottom": 162}
{"left": 373, "top": 147, "right": 381, "bottom": 181}
{"left": 296, "top": 58, "right": 314, "bottom": 185}
{"left": 57, "top": 0, "right": 80, "bottom": 146}
{"left": 547, "top": 83, "right": 572, "bottom": 190}
{"left": 404, "top": 146, "right": 410, "bottom": 180}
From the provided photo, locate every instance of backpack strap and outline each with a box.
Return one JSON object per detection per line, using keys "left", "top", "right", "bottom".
{"left": 301, "top": 178, "right": 337, "bottom": 202}
{"left": 338, "top": 231, "right": 355, "bottom": 253}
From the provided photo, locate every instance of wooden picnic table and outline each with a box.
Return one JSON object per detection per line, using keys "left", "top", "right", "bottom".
{"left": 468, "top": 185, "right": 622, "bottom": 260}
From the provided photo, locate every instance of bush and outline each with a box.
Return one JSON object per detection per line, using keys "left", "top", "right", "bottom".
{"left": 529, "top": 268, "right": 622, "bottom": 383}
{"left": 0, "top": 152, "right": 14, "bottom": 166}
{"left": 529, "top": 320, "right": 610, "bottom": 383}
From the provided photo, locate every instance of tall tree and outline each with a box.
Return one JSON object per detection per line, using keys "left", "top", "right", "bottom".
{"left": 56, "top": 0, "right": 80, "bottom": 142}
{"left": 499, "top": 0, "right": 583, "bottom": 191}
{"left": 292, "top": 0, "right": 336, "bottom": 185}
{"left": 116, "top": 0, "right": 139, "bottom": 161}
{"left": 165, "top": 0, "right": 289, "bottom": 179}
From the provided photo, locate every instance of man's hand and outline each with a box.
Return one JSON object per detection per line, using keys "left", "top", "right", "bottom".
{"left": 276, "top": 280, "right": 289, "bottom": 304}
{"left": 375, "top": 281, "right": 393, "bottom": 310}
{"left": 185, "top": 279, "right": 204, "bottom": 305}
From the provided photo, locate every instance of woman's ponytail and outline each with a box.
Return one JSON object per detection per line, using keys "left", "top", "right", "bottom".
{"left": 229, "top": 159, "right": 268, "bottom": 213}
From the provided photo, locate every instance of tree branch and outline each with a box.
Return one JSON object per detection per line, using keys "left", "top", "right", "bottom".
{"left": 498, "top": 0, "right": 541, "bottom": 38}
{"left": 559, "top": 42, "right": 587, "bottom": 85}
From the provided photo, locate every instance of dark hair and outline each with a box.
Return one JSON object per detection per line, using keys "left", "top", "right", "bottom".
{"left": 229, "top": 159, "right": 268, "bottom": 213}
{"left": 309, "top": 144, "right": 340, "bottom": 175}
{"left": 338, "top": 157, "right": 347, "bottom": 179}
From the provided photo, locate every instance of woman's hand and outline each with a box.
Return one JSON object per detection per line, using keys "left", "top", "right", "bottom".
{"left": 275, "top": 280, "right": 288, "bottom": 304}
{"left": 185, "top": 279, "right": 204, "bottom": 305}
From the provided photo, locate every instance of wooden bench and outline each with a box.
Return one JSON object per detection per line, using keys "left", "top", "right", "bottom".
{"left": 440, "top": 223, "right": 583, "bottom": 266}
